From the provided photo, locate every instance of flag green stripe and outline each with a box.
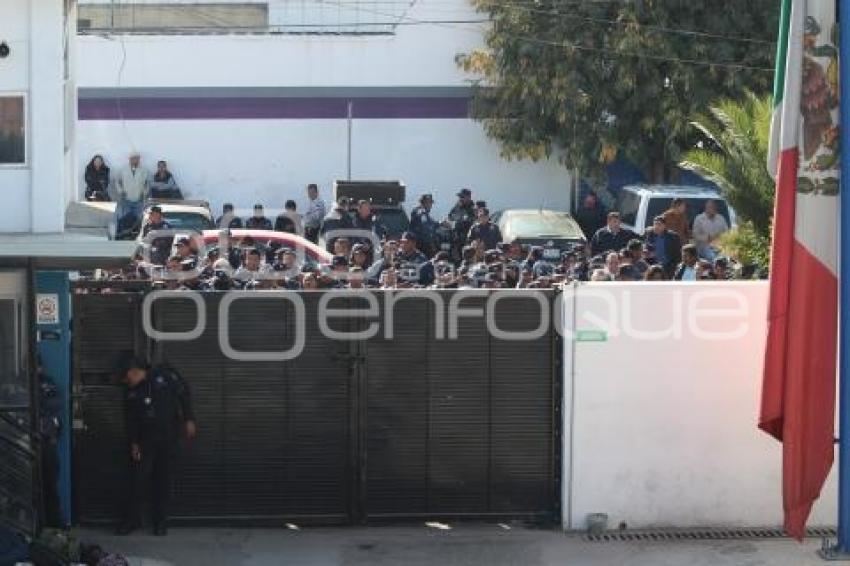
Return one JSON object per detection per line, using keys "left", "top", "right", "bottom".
{"left": 772, "top": 0, "right": 792, "bottom": 105}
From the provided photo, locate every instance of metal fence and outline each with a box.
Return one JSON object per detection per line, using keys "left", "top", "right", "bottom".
{"left": 72, "top": 290, "right": 560, "bottom": 524}
{"left": 78, "top": 0, "right": 418, "bottom": 35}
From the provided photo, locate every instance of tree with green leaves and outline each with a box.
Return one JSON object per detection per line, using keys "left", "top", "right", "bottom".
{"left": 680, "top": 92, "right": 774, "bottom": 236}
{"left": 457, "top": 0, "right": 779, "bottom": 184}
{"left": 680, "top": 92, "right": 774, "bottom": 274}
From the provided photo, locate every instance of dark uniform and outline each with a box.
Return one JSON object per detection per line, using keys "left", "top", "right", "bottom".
{"left": 410, "top": 204, "right": 439, "bottom": 257}
{"left": 121, "top": 366, "right": 194, "bottom": 535}
{"left": 468, "top": 221, "right": 503, "bottom": 251}
{"left": 446, "top": 201, "right": 475, "bottom": 260}
{"left": 245, "top": 216, "right": 273, "bottom": 230}
{"left": 142, "top": 220, "right": 173, "bottom": 265}
{"left": 216, "top": 213, "right": 243, "bottom": 229}
{"left": 590, "top": 226, "right": 640, "bottom": 256}
{"left": 397, "top": 249, "right": 434, "bottom": 285}
{"left": 39, "top": 370, "right": 62, "bottom": 528}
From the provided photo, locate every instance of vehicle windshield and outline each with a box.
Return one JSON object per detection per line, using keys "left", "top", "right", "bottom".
{"left": 163, "top": 212, "right": 214, "bottom": 232}
{"left": 645, "top": 197, "right": 731, "bottom": 230}
{"left": 505, "top": 212, "right": 584, "bottom": 239}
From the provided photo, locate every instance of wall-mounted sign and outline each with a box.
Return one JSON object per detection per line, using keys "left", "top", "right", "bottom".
{"left": 36, "top": 293, "right": 60, "bottom": 325}
{"left": 575, "top": 330, "right": 608, "bottom": 342}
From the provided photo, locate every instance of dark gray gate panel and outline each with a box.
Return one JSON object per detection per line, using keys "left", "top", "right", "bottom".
{"left": 73, "top": 294, "right": 142, "bottom": 523}
{"left": 73, "top": 290, "right": 558, "bottom": 525}
{"left": 427, "top": 292, "right": 490, "bottom": 514}
{"left": 489, "top": 294, "right": 555, "bottom": 513}
{"left": 284, "top": 293, "right": 353, "bottom": 518}
{"left": 153, "top": 295, "right": 226, "bottom": 519}
{"left": 363, "top": 294, "right": 430, "bottom": 515}
{"left": 76, "top": 292, "right": 355, "bottom": 523}
{"left": 363, "top": 291, "right": 557, "bottom": 519}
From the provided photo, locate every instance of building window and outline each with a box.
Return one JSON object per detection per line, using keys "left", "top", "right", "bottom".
{"left": 78, "top": 1, "right": 416, "bottom": 35}
{"left": 0, "top": 96, "right": 25, "bottom": 166}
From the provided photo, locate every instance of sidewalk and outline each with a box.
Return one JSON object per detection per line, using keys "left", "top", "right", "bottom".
{"left": 74, "top": 524, "right": 835, "bottom": 566}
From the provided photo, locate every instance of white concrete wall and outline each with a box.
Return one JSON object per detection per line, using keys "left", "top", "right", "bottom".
{"left": 75, "top": 0, "right": 571, "bottom": 217}
{"left": 76, "top": 1, "right": 481, "bottom": 89}
{"left": 76, "top": 119, "right": 571, "bottom": 219}
{"left": 0, "top": 0, "right": 32, "bottom": 232}
{"left": 562, "top": 282, "right": 837, "bottom": 530}
{"left": 30, "top": 0, "right": 67, "bottom": 232}
{"left": 0, "top": 0, "right": 70, "bottom": 234}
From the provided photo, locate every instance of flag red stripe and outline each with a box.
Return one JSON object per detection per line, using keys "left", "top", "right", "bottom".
{"left": 760, "top": 148, "right": 798, "bottom": 440}
{"left": 760, "top": 147, "right": 838, "bottom": 540}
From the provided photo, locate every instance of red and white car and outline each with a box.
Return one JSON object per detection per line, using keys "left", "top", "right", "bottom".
{"left": 200, "top": 229, "right": 333, "bottom": 265}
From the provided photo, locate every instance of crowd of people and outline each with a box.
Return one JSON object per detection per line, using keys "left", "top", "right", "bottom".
{"left": 82, "top": 152, "right": 736, "bottom": 292}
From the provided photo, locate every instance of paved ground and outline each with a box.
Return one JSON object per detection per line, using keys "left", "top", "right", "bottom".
{"left": 74, "top": 524, "right": 837, "bottom": 566}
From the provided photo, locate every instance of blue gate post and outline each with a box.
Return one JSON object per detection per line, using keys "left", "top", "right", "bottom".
{"left": 839, "top": 0, "right": 850, "bottom": 554}
{"left": 34, "top": 271, "right": 71, "bottom": 527}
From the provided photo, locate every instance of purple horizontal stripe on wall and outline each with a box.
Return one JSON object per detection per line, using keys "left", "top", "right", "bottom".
{"left": 78, "top": 97, "right": 471, "bottom": 120}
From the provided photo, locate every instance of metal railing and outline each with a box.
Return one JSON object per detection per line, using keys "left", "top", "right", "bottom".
{"left": 77, "top": 0, "right": 418, "bottom": 35}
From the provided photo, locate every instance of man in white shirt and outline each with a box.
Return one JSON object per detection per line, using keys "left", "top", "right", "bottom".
{"left": 112, "top": 151, "right": 150, "bottom": 236}
{"left": 303, "top": 183, "right": 326, "bottom": 243}
{"left": 692, "top": 199, "right": 729, "bottom": 260}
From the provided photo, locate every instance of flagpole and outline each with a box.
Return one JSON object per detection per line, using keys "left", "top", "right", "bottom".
{"left": 839, "top": 0, "right": 850, "bottom": 554}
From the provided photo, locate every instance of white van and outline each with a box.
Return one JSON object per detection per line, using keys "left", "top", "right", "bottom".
{"left": 615, "top": 184, "right": 737, "bottom": 234}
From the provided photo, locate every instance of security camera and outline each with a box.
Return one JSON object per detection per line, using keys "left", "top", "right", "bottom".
{"left": 0, "top": 42, "right": 9, "bottom": 59}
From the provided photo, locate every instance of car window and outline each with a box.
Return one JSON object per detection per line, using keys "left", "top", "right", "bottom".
{"left": 645, "top": 197, "right": 731, "bottom": 230}
{"left": 164, "top": 212, "right": 213, "bottom": 232}
{"left": 505, "top": 213, "right": 584, "bottom": 239}
{"left": 617, "top": 191, "right": 640, "bottom": 226}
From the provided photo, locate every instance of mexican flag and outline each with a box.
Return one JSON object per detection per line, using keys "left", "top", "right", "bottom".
{"left": 760, "top": 0, "right": 839, "bottom": 541}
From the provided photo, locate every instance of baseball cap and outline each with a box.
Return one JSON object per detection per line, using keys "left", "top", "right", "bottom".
{"left": 456, "top": 188, "right": 472, "bottom": 198}
{"left": 400, "top": 231, "right": 418, "bottom": 241}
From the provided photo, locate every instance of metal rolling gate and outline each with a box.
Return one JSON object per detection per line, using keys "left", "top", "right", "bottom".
{"left": 72, "top": 291, "right": 559, "bottom": 524}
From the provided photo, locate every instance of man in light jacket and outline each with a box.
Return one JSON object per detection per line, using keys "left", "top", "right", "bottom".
{"left": 111, "top": 151, "right": 150, "bottom": 236}
{"left": 303, "top": 183, "right": 326, "bottom": 243}
{"left": 692, "top": 199, "right": 729, "bottom": 260}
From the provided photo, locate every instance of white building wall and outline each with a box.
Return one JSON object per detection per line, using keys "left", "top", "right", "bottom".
{"left": 30, "top": 0, "right": 67, "bottom": 232}
{"left": 76, "top": 1, "right": 481, "bottom": 89}
{"left": 75, "top": 0, "right": 571, "bottom": 218}
{"left": 0, "top": 0, "right": 71, "bottom": 234}
{"left": 562, "top": 282, "right": 837, "bottom": 530}
{"left": 0, "top": 0, "right": 33, "bottom": 232}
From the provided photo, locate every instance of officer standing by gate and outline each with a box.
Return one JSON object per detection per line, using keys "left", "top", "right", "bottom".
{"left": 116, "top": 356, "right": 196, "bottom": 536}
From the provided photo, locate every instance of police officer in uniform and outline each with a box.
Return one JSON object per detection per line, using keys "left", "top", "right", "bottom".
{"left": 141, "top": 205, "right": 173, "bottom": 265}
{"left": 397, "top": 231, "right": 434, "bottom": 285}
{"left": 38, "top": 359, "right": 62, "bottom": 527}
{"left": 410, "top": 193, "right": 439, "bottom": 258}
{"left": 444, "top": 188, "right": 476, "bottom": 261}
{"left": 116, "top": 356, "right": 196, "bottom": 536}
{"left": 467, "top": 208, "right": 502, "bottom": 251}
